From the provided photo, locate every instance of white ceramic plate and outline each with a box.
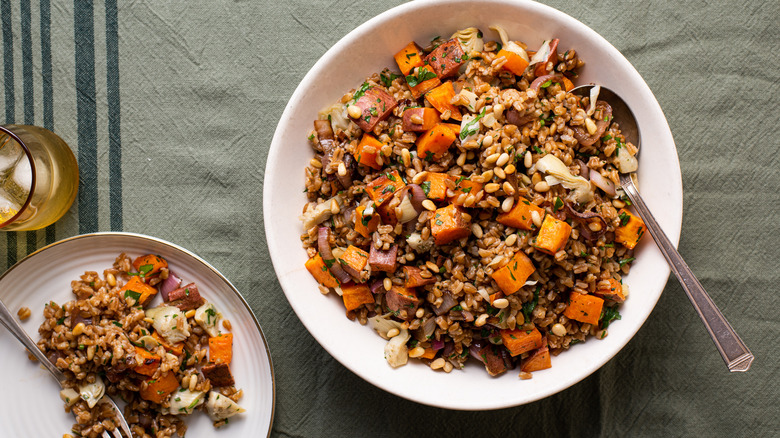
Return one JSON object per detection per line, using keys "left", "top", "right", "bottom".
{"left": 0, "top": 232, "right": 275, "bottom": 436}
{"left": 264, "top": 0, "right": 682, "bottom": 410}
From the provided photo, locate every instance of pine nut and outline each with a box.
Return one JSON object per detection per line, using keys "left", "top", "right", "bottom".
{"left": 492, "top": 298, "right": 510, "bottom": 309}
{"left": 524, "top": 151, "right": 533, "bottom": 168}
{"left": 585, "top": 117, "right": 598, "bottom": 135}
{"left": 87, "top": 345, "right": 95, "bottom": 361}
{"left": 431, "top": 358, "right": 446, "bottom": 370}
{"left": 482, "top": 135, "right": 494, "bottom": 147}
{"left": 337, "top": 162, "right": 347, "bottom": 176}
{"left": 504, "top": 164, "right": 516, "bottom": 175}
{"left": 481, "top": 170, "right": 494, "bottom": 180}
{"left": 502, "top": 182, "right": 515, "bottom": 195}
{"left": 309, "top": 158, "right": 322, "bottom": 168}
{"left": 612, "top": 198, "right": 625, "bottom": 208}
{"left": 426, "top": 261, "right": 439, "bottom": 272}
{"left": 484, "top": 183, "right": 500, "bottom": 193}
{"left": 412, "top": 171, "right": 428, "bottom": 184}
{"left": 386, "top": 328, "right": 400, "bottom": 338}
{"left": 72, "top": 322, "right": 86, "bottom": 337}
{"left": 493, "top": 103, "right": 505, "bottom": 118}
{"left": 106, "top": 273, "right": 117, "bottom": 287}
{"left": 494, "top": 167, "right": 506, "bottom": 179}
{"left": 475, "top": 313, "right": 489, "bottom": 327}
{"left": 534, "top": 181, "right": 550, "bottom": 192}
{"left": 347, "top": 104, "right": 362, "bottom": 119}
{"left": 531, "top": 210, "right": 543, "bottom": 228}
{"left": 471, "top": 223, "right": 484, "bottom": 238}
{"left": 552, "top": 323, "right": 567, "bottom": 337}
{"left": 505, "top": 234, "right": 518, "bottom": 246}
{"left": 588, "top": 221, "right": 603, "bottom": 232}
{"left": 415, "top": 308, "right": 425, "bottom": 318}
{"left": 422, "top": 199, "right": 436, "bottom": 211}
{"left": 383, "top": 277, "right": 392, "bottom": 291}
{"left": 144, "top": 317, "right": 155, "bottom": 324}
{"left": 496, "top": 153, "right": 510, "bottom": 167}
{"left": 189, "top": 374, "right": 198, "bottom": 391}
{"left": 443, "top": 361, "right": 454, "bottom": 373}
{"left": 222, "top": 319, "right": 232, "bottom": 331}
{"left": 409, "top": 347, "right": 425, "bottom": 358}
{"left": 485, "top": 153, "right": 500, "bottom": 166}
{"left": 375, "top": 155, "right": 384, "bottom": 167}
{"left": 410, "top": 114, "right": 424, "bottom": 124}
{"left": 402, "top": 149, "right": 411, "bottom": 167}
{"left": 330, "top": 199, "right": 340, "bottom": 214}
{"left": 457, "top": 152, "right": 467, "bottom": 167}
{"left": 185, "top": 309, "right": 197, "bottom": 319}
{"left": 501, "top": 197, "right": 515, "bottom": 212}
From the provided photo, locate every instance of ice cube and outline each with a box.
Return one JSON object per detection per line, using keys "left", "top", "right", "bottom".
{"left": 12, "top": 158, "right": 32, "bottom": 193}
{"left": 0, "top": 135, "right": 23, "bottom": 173}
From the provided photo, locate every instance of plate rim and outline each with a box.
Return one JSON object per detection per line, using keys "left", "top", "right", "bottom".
{"left": 264, "top": 0, "right": 683, "bottom": 410}
{"left": 0, "top": 231, "right": 276, "bottom": 436}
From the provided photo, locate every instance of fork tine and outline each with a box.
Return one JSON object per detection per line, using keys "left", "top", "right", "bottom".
{"left": 102, "top": 395, "right": 133, "bottom": 437}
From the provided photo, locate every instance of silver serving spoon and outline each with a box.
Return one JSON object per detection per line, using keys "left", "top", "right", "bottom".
{"left": 571, "top": 85, "right": 754, "bottom": 372}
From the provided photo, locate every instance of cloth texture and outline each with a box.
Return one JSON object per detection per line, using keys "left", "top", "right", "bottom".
{"left": 1, "top": 0, "right": 778, "bottom": 436}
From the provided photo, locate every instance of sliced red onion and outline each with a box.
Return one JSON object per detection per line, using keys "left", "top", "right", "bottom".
{"left": 406, "top": 184, "right": 426, "bottom": 213}
{"left": 577, "top": 159, "right": 589, "bottom": 178}
{"left": 159, "top": 270, "right": 181, "bottom": 301}
{"left": 432, "top": 291, "right": 458, "bottom": 316}
{"left": 573, "top": 101, "right": 613, "bottom": 146}
{"left": 442, "top": 341, "right": 455, "bottom": 358}
{"left": 589, "top": 168, "right": 617, "bottom": 197}
{"left": 314, "top": 120, "right": 336, "bottom": 171}
{"left": 505, "top": 108, "right": 536, "bottom": 127}
{"left": 369, "top": 279, "right": 384, "bottom": 294}
{"left": 317, "top": 227, "right": 351, "bottom": 284}
{"left": 422, "top": 317, "right": 436, "bottom": 340}
{"left": 432, "top": 339, "right": 445, "bottom": 351}
{"left": 469, "top": 340, "right": 486, "bottom": 363}
{"left": 565, "top": 202, "right": 607, "bottom": 241}
{"left": 336, "top": 153, "right": 356, "bottom": 189}
{"left": 529, "top": 74, "right": 562, "bottom": 92}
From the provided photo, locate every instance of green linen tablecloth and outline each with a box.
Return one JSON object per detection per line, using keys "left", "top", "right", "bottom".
{"left": 1, "top": 0, "right": 778, "bottom": 436}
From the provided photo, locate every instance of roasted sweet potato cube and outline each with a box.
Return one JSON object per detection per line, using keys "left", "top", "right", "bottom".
{"left": 490, "top": 250, "right": 536, "bottom": 295}
{"left": 563, "top": 292, "right": 604, "bottom": 325}
{"left": 521, "top": 344, "right": 552, "bottom": 373}
{"left": 202, "top": 362, "right": 235, "bottom": 387}
{"left": 341, "top": 282, "right": 375, "bottom": 311}
{"left": 425, "top": 82, "right": 461, "bottom": 121}
{"left": 355, "top": 134, "right": 384, "bottom": 170}
{"left": 497, "top": 198, "right": 545, "bottom": 230}
{"left": 420, "top": 172, "right": 449, "bottom": 201}
{"left": 615, "top": 209, "right": 646, "bottom": 250}
{"left": 417, "top": 124, "right": 456, "bottom": 161}
{"left": 533, "top": 214, "right": 572, "bottom": 255}
{"left": 595, "top": 278, "right": 626, "bottom": 303}
{"left": 430, "top": 204, "right": 471, "bottom": 245}
{"left": 394, "top": 41, "right": 425, "bottom": 75}
{"left": 354, "top": 205, "right": 380, "bottom": 238}
{"left": 425, "top": 38, "right": 466, "bottom": 78}
{"left": 365, "top": 170, "right": 406, "bottom": 206}
{"left": 501, "top": 327, "right": 543, "bottom": 357}
{"left": 402, "top": 107, "right": 441, "bottom": 132}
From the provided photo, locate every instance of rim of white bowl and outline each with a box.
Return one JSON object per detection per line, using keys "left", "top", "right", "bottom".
{"left": 264, "top": 0, "right": 682, "bottom": 410}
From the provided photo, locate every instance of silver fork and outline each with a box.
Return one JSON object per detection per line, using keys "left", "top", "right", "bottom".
{"left": 0, "top": 298, "right": 133, "bottom": 437}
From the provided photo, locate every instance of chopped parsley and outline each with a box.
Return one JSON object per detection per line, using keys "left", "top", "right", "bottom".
{"left": 618, "top": 257, "right": 636, "bottom": 267}
{"left": 404, "top": 67, "right": 437, "bottom": 87}
{"left": 600, "top": 305, "right": 622, "bottom": 328}
{"left": 124, "top": 290, "right": 141, "bottom": 302}
{"left": 459, "top": 108, "right": 488, "bottom": 140}
{"left": 553, "top": 197, "right": 564, "bottom": 212}
{"left": 380, "top": 71, "right": 400, "bottom": 88}
{"left": 521, "top": 286, "right": 540, "bottom": 323}
{"left": 352, "top": 82, "right": 371, "bottom": 102}
{"left": 618, "top": 212, "right": 631, "bottom": 227}
{"left": 420, "top": 181, "right": 431, "bottom": 197}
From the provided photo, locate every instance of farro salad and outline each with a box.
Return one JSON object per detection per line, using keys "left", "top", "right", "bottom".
{"left": 300, "top": 26, "right": 645, "bottom": 378}
{"left": 36, "top": 253, "right": 245, "bottom": 437}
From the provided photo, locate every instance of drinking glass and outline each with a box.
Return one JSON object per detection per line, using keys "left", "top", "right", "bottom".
{"left": 0, "top": 125, "right": 78, "bottom": 231}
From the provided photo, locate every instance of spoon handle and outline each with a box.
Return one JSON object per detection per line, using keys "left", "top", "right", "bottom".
{"left": 620, "top": 177, "right": 754, "bottom": 372}
{"left": 0, "top": 297, "right": 67, "bottom": 383}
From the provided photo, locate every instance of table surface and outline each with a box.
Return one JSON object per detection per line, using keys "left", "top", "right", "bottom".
{"left": 1, "top": 0, "right": 778, "bottom": 436}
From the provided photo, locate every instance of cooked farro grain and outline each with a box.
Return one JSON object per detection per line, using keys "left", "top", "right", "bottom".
{"left": 301, "top": 26, "right": 643, "bottom": 377}
{"left": 36, "top": 253, "right": 246, "bottom": 437}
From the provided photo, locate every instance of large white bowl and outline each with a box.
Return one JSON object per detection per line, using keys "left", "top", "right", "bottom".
{"left": 264, "top": 0, "right": 682, "bottom": 410}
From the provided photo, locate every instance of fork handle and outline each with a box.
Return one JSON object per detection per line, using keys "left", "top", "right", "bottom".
{"left": 0, "top": 298, "right": 67, "bottom": 383}
{"left": 621, "top": 179, "right": 754, "bottom": 372}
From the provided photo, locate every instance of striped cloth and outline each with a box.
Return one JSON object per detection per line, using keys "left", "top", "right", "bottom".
{"left": 2, "top": 1, "right": 778, "bottom": 437}
{"left": 1, "top": 0, "right": 121, "bottom": 269}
